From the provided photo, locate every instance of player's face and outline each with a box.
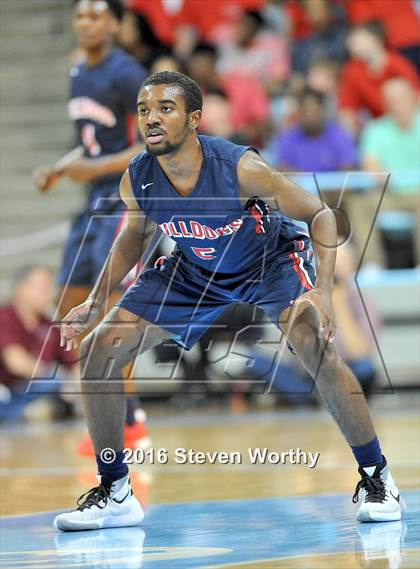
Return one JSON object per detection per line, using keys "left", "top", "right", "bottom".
{"left": 73, "top": 0, "right": 118, "bottom": 50}
{"left": 137, "top": 84, "right": 199, "bottom": 156}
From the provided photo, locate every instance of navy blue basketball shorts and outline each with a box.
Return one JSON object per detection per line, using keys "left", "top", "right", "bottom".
{"left": 118, "top": 238, "right": 316, "bottom": 350}
{"left": 58, "top": 181, "right": 125, "bottom": 287}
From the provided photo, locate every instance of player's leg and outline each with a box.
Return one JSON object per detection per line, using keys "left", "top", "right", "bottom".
{"left": 280, "top": 301, "right": 376, "bottom": 444}
{"left": 250, "top": 238, "right": 404, "bottom": 522}
{"left": 279, "top": 300, "right": 405, "bottom": 522}
{"left": 54, "top": 306, "right": 173, "bottom": 531}
{"left": 61, "top": 202, "right": 149, "bottom": 454}
{"left": 79, "top": 306, "right": 170, "bottom": 458}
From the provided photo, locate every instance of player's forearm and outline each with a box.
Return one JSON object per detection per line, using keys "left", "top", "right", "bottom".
{"left": 88, "top": 143, "right": 144, "bottom": 177}
{"left": 308, "top": 206, "right": 337, "bottom": 293}
{"left": 86, "top": 226, "right": 144, "bottom": 308}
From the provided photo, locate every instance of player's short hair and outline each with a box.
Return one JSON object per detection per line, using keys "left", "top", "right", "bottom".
{"left": 140, "top": 72, "right": 203, "bottom": 114}
{"left": 73, "top": 0, "right": 124, "bottom": 22}
{"left": 350, "top": 20, "right": 386, "bottom": 43}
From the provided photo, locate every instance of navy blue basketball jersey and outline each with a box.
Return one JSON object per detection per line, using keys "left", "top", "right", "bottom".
{"left": 129, "top": 135, "right": 309, "bottom": 274}
{"left": 68, "top": 47, "right": 147, "bottom": 161}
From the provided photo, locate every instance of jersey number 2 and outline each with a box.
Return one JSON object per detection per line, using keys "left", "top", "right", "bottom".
{"left": 191, "top": 247, "right": 216, "bottom": 260}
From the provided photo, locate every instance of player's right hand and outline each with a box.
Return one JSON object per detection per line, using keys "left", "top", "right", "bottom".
{"left": 32, "top": 166, "right": 61, "bottom": 192}
{"left": 60, "top": 300, "right": 101, "bottom": 351}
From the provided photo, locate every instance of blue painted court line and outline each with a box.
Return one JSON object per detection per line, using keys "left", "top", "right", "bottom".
{"left": 1, "top": 491, "right": 419, "bottom": 568}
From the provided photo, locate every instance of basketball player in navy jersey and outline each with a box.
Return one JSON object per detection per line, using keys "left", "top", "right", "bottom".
{"left": 33, "top": 0, "right": 149, "bottom": 453}
{"left": 34, "top": 0, "right": 146, "bottom": 313}
{"left": 55, "top": 72, "right": 404, "bottom": 531}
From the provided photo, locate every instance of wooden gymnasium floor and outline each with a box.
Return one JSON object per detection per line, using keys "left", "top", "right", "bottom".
{"left": 1, "top": 395, "right": 419, "bottom": 569}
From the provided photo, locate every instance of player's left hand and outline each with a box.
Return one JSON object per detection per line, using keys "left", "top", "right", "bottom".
{"left": 293, "top": 287, "right": 337, "bottom": 344}
{"left": 60, "top": 158, "right": 98, "bottom": 183}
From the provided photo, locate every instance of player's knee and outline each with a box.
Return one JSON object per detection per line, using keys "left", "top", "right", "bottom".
{"left": 289, "top": 324, "right": 338, "bottom": 374}
{"left": 287, "top": 323, "right": 317, "bottom": 357}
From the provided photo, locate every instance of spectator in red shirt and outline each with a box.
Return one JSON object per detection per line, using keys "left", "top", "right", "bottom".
{"left": 126, "top": 0, "right": 264, "bottom": 57}
{"left": 345, "top": 0, "right": 420, "bottom": 72}
{"left": 0, "top": 266, "right": 78, "bottom": 420}
{"left": 338, "top": 21, "right": 419, "bottom": 134}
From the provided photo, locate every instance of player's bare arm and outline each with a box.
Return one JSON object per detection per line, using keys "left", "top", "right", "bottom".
{"left": 238, "top": 150, "right": 337, "bottom": 341}
{"left": 60, "top": 169, "right": 155, "bottom": 350}
{"left": 33, "top": 136, "right": 144, "bottom": 191}
{"left": 60, "top": 139, "right": 145, "bottom": 183}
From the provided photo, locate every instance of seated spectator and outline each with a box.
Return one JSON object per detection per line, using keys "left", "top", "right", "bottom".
{"left": 272, "top": 88, "right": 357, "bottom": 172}
{"left": 119, "top": 8, "right": 165, "bottom": 69}
{"left": 345, "top": 0, "right": 420, "bottom": 72}
{"left": 307, "top": 59, "right": 340, "bottom": 119}
{"left": 126, "top": 0, "right": 265, "bottom": 59}
{"left": 261, "top": 0, "right": 291, "bottom": 36}
{"left": 200, "top": 88, "right": 248, "bottom": 145}
{"left": 201, "top": 89, "right": 235, "bottom": 139}
{"left": 217, "top": 9, "right": 289, "bottom": 94}
{"left": 0, "top": 266, "right": 78, "bottom": 421}
{"left": 150, "top": 53, "right": 183, "bottom": 74}
{"left": 338, "top": 21, "right": 419, "bottom": 134}
{"left": 188, "top": 43, "right": 270, "bottom": 146}
{"left": 291, "top": 0, "right": 348, "bottom": 75}
{"left": 346, "top": 78, "right": 419, "bottom": 266}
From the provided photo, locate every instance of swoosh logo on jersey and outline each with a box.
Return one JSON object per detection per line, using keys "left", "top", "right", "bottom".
{"left": 141, "top": 182, "right": 153, "bottom": 190}
{"left": 390, "top": 490, "right": 400, "bottom": 503}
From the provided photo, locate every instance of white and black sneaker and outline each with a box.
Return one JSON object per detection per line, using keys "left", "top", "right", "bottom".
{"left": 54, "top": 474, "right": 144, "bottom": 531}
{"left": 353, "top": 457, "right": 406, "bottom": 522}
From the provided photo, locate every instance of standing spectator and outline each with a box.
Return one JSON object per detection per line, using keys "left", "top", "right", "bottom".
{"left": 291, "top": 0, "right": 348, "bottom": 75}
{"left": 338, "top": 21, "right": 419, "bottom": 134}
{"left": 346, "top": 78, "right": 419, "bottom": 266}
{"left": 345, "top": 0, "right": 420, "bottom": 72}
{"left": 272, "top": 88, "right": 357, "bottom": 172}
{"left": 0, "top": 266, "right": 77, "bottom": 421}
